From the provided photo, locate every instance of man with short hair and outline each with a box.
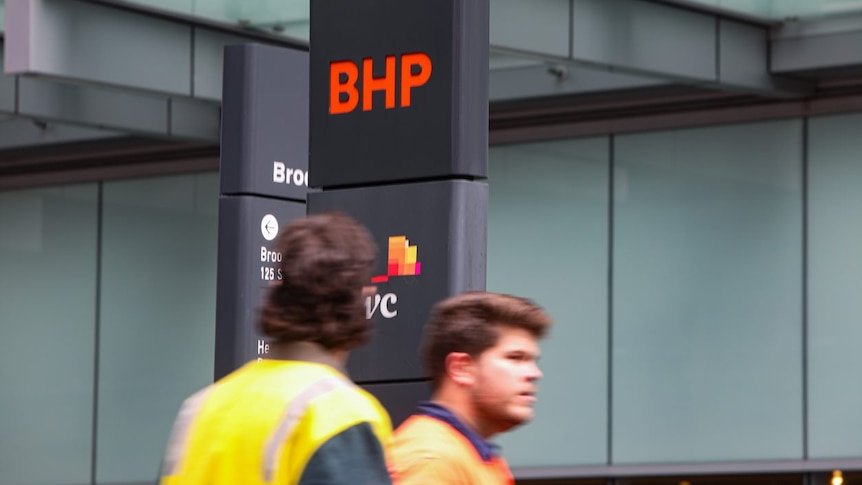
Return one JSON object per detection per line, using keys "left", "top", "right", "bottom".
{"left": 159, "top": 212, "right": 392, "bottom": 485}
{"left": 389, "top": 291, "right": 552, "bottom": 485}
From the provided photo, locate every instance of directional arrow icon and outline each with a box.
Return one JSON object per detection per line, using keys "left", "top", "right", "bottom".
{"left": 261, "top": 214, "right": 279, "bottom": 241}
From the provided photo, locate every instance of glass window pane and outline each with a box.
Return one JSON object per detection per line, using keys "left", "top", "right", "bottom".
{"left": 489, "top": 138, "right": 609, "bottom": 467}
{"left": 613, "top": 120, "right": 803, "bottom": 463}
{"left": 807, "top": 112, "right": 862, "bottom": 459}
{"left": 681, "top": 0, "right": 862, "bottom": 20}
{"left": 96, "top": 173, "right": 219, "bottom": 483}
{"left": 121, "top": 0, "right": 310, "bottom": 40}
{"left": 0, "top": 184, "right": 98, "bottom": 485}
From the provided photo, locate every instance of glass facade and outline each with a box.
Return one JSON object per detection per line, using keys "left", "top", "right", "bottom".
{"left": 6, "top": 114, "right": 862, "bottom": 482}
{"left": 117, "top": 0, "right": 309, "bottom": 39}
{"left": 484, "top": 116, "right": 862, "bottom": 471}
{"left": 613, "top": 121, "right": 804, "bottom": 463}
{"left": 489, "top": 138, "right": 610, "bottom": 467}
{"left": 4, "top": 111, "right": 862, "bottom": 483}
{"left": 807, "top": 113, "right": 862, "bottom": 459}
{"left": 95, "top": 174, "right": 218, "bottom": 483}
{"left": 684, "top": 0, "right": 862, "bottom": 19}
{"left": 0, "top": 174, "right": 218, "bottom": 485}
{"left": 0, "top": 184, "right": 98, "bottom": 485}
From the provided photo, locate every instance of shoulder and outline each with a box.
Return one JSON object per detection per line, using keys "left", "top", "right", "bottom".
{"left": 299, "top": 372, "right": 392, "bottom": 444}
{"left": 390, "top": 416, "right": 476, "bottom": 481}
{"left": 299, "top": 422, "right": 393, "bottom": 485}
{"left": 313, "top": 377, "right": 389, "bottom": 423}
{"left": 394, "top": 415, "right": 463, "bottom": 445}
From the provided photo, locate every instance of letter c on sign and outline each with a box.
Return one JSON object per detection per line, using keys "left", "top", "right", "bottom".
{"left": 380, "top": 293, "right": 397, "bottom": 318}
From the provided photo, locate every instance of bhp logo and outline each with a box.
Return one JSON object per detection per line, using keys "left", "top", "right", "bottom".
{"left": 330, "top": 53, "right": 432, "bottom": 114}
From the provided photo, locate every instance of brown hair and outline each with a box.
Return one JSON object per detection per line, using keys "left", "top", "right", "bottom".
{"left": 259, "top": 212, "right": 376, "bottom": 350}
{"left": 421, "top": 291, "right": 552, "bottom": 388}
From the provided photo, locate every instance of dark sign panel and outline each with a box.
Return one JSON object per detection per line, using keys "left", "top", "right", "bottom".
{"left": 220, "top": 43, "right": 309, "bottom": 200}
{"left": 214, "top": 196, "right": 305, "bottom": 380}
{"left": 309, "top": 0, "right": 490, "bottom": 187}
{"left": 308, "top": 180, "right": 488, "bottom": 382}
{"left": 216, "top": 42, "right": 311, "bottom": 379}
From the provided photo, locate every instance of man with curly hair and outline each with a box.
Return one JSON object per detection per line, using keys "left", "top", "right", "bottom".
{"left": 159, "top": 212, "right": 392, "bottom": 485}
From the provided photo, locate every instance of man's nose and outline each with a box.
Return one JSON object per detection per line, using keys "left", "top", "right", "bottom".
{"left": 526, "top": 362, "right": 543, "bottom": 381}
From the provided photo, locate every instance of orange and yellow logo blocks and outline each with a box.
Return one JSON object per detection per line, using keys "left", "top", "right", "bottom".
{"left": 372, "top": 235, "right": 421, "bottom": 283}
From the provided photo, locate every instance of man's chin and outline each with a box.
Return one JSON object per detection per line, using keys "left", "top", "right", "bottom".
{"left": 508, "top": 409, "right": 535, "bottom": 426}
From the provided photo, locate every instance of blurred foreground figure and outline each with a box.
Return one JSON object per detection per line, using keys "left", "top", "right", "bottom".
{"left": 159, "top": 213, "right": 392, "bottom": 485}
{"left": 389, "top": 292, "right": 552, "bottom": 485}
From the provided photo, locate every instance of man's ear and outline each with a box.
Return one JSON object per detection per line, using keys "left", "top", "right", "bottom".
{"left": 445, "top": 352, "right": 475, "bottom": 386}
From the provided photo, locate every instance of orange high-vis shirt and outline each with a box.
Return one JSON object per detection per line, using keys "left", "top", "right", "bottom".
{"left": 389, "top": 403, "right": 514, "bottom": 485}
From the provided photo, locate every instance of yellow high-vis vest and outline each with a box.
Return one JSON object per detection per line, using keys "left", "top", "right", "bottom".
{"left": 160, "top": 360, "right": 392, "bottom": 485}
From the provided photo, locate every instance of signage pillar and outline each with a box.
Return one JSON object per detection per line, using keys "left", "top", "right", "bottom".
{"left": 308, "top": 0, "right": 490, "bottom": 424}
{"left": 214, "top": 44, "right": 309, "bottom": 380}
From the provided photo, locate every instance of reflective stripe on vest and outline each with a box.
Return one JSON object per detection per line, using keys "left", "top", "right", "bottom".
{"left": 161, "top": 385, "right": 213, "bottom": 476}
{"left": 262, "top": 374, "right": 352, "bottom": 482}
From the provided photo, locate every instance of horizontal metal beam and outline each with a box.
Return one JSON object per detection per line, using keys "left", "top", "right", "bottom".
{"left": 3, "top": 0, "right": 298, "bottom": 100}
{"left": 716, "top": 19, "right": 813, "bottom": 97}
{"left": 0, "top": 154, "right": 218, "bottom": 189}
{"left": 0, "top": 115, "right": 121, "bottom": 149}
{"left": 489, "top": 90, "right": 862, "bottom": 146}
{"left": 10, "top": 76, "right": 219, "bottom": 141}
{"left": 490, "top": 58, "right": 666, "bottom": 102}
{"left": 772, "top": 13, "right": 862, "bottom": 77}
{"left": 490, "top": 0, "right": 813, "bottom": 99}
{"left": 5, "top": 0, "right": 192, "bottom": 95}
{"left": 0, "top": 40, "right": 219, "bottom": 142}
